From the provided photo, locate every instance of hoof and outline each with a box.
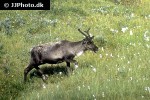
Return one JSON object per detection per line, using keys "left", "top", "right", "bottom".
{"left": 42, "top": 75, "right": 48, "bottom": 84}
{"left": 42, "top": 75, "right": 48, "bottom": 80}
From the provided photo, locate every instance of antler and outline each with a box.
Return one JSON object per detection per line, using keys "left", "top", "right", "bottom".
{"left": 84, "top": 28, "right": 90, "bottom": 37}
{"left": 78, "top": 29, "right": 88, "bottom": 37}
{"left": 78, "top": 28, "right": 91, "bottom": 37}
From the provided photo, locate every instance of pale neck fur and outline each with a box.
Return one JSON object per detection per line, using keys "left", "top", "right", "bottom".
{"left": 69, "top": 40, "right": 86, "bottom": 56}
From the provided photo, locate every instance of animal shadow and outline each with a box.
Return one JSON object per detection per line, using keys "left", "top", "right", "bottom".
{"left": 30, "top": 65, "right": 69, "bottom": 79}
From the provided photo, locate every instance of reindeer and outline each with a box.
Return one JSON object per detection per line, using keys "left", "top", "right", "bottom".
{"left": 24, "top": 28, "right": 98, "bottom": 82}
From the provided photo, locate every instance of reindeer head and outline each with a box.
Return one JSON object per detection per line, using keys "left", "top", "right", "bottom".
{"left": 78, "top": 28, "right": 98, "bottom": 53}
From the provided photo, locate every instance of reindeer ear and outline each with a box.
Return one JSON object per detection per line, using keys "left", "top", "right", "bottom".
{"left": 82, "top": 40, "right": 88, "bottom": 44}
{"left": 91, "top": 36, "right": 94, "bottom": 39}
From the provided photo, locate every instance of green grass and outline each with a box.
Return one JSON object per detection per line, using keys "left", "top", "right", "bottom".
{"left": 0, "top": 0, "right": 150, "bottom": 100}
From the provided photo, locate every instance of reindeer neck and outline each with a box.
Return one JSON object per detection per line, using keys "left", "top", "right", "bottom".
{"left": 70, "top": 40, "right": 86, "bottom": 56}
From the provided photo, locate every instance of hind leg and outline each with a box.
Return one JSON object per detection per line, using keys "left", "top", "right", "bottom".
{"left": 24, "top": 64, "right": 34, "bottom": 82}
{"left": 66, "top": 62, "right": 71, "bottom": 75}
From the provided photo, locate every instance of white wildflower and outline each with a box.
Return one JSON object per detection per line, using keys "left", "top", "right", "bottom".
{"left": 83, "top": 84, "right": 85, "bottom": 88}
{"left": 102, "top": 92, "right": 105, "bottom": 97}
{"left": 100, "top": 54, "right": 103, "bottom": 58}
{"left": 106, "top": 53, "right": 108, "bottom": 56}
{"left": 117, "top": 54, "right": 120, "bottom": 58}
{"left": 92, "top": 68, "right": 96, "bottom": 72}
{"left": 130, "top": 13, "right": 134, "bottom": 18}
{"left": 130, "top": 30, "right": 133, "bottom": 35}
{"left": 101, "top": 47, "right": 104, "bottom": 52}
{"left": 121, "top": 57, "right": 123, "bottom": 60}
{"left": 78, "top": 86, "right": 81, "bottom": 91}
{"left": 90, "top": 65, "right": 96, "bottom": 72}
{"left": 93, "top": 94, "right": 95, "bottom": 98}
{"left": 56, "top": 85, "right": 59, "bottom": 89}
{"left": 123, "top": 56, "right": 125, "bottom": 59}
{"left": 121, "top": 27, "right": 128, "bottom": 33}
{"left": 134, "top": 53, "right": 136, "bottom": 56}
{"left": 130, "top": 77, "right": 133, "bottom": 81}
{"left": 59, "top": 72, "right": 62, "bottom": 75}
{"left": 110, "top": 28, "right": 118, "bottom": 33}
{"left": 145, "top": 87, "right": 150, "bottom": 93}
{"left": 110, "top": 53, "right": 113, "bottom": 57}
{"left": 110, "top": 28, "right": 114, "bottom": 32}
{"left": 144, "top": 31, "right": 149, "bottom": 42}
{"left": 127, "top": 61, "right": 130, "bottom": 64}
{"left": 146, "top": 44, "right": 150, "bottom": 48}
{"left": 75, "top": 65, "right": 78, "bottom": 69}
{"left": 145, "top": 87, "right": 148, "bottom": 91}
{"left": 132, "top": 43, "right": 136, "bottom": 47}
{"left": 117, "top": 68, "right": 120, "bottom": 71}
{"left": 42, "top": 84, "right": 46, "bottom": 89}
{"left": 37, "top": 93, "right": 39, "bottom": 98}
{"left": 56, "top": 37, "right": 59, "bottom": 41}
{"left": 87, "top": 86, "right": 90, "bottom": 90}
{"left": 93, "top": 94, "right": 96, "bottom": 100}
{"left": 90, "top": 65, "right": 94, "bottom": 68}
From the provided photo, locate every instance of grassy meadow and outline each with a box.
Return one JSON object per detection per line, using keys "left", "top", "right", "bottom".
{"left": 0, "top": 0, "right": 150, "bottom": 100}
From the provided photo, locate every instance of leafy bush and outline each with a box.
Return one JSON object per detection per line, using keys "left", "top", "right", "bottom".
{"left": 2, "top": 18, "right": 12, "bottom": 36}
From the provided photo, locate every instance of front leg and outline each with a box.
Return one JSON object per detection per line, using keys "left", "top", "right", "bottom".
{"left": 65, "top": 59, "right": 78, "bottom": 70}
{"left": 73, "top": 60, "right": 78, "bottom": 69}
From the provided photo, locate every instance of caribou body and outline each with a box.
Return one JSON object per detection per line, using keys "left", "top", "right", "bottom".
{"left": 24, "top": 28, "right": 98, "bottom": 82}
